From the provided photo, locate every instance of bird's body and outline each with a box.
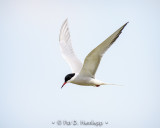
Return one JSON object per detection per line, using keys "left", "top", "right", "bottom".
{"left": 68, "top": 73, "right": 106, "bottom": 86}
{"left": 59, "top": 19, "right": 128, "bottom": 88}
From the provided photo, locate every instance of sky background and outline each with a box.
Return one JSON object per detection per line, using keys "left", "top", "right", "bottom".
{"left": 0, "top": 0, "right": 160, "bottom": 128}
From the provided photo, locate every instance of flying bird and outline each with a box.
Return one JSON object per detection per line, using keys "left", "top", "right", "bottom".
{"left": 59, "top": 19, "right": 128, "bottom": 88}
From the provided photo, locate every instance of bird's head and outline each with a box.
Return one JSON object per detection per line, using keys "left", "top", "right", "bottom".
{"left": 61, "top": 73, "right": 75, "bottom": 89}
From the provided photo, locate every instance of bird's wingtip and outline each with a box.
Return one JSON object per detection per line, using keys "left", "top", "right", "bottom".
{"left": 65, "top": 18, "right": 68, "bottom": 22}
{"left": 124, "top": 22, "right": 129, "bottom": 26}
{"left": 121, "top": 22, "right": 129, "bottom": 29}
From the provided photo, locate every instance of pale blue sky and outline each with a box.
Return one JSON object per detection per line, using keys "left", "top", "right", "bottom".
{"left": 0, "top": 0, "right": 160, "bottom": 128}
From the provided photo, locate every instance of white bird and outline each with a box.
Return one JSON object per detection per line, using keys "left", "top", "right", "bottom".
{"left": 59, "top": 19, "right": 128, "bottom": 88}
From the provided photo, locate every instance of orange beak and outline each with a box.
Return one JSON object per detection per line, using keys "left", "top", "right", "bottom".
{"left": 61, "top": 82, "right": 67, "bottom": 89}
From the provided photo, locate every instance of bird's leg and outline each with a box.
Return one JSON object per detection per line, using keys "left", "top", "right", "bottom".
{"left": 96, "top": 85, "right": 100, "bottom": 87}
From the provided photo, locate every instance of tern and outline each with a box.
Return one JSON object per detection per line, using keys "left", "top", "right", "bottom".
{"left": 59, "top": 19, "right": 128, "bottom": 88}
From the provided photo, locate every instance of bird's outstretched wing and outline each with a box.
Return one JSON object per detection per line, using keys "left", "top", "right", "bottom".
{"left": 59, "top": 19, "right": 82, "bottom": 73}
{"left": 79, "top": 22, "right": 128, "bottom": 78}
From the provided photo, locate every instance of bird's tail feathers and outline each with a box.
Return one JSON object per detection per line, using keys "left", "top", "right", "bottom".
{"left": 103, "top": 83, "right": 124, "bottom": 86}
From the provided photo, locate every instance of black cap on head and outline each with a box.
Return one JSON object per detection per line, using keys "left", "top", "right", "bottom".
{"left": 61, "top": 73, "right": 75, "bottom": 89}
{"left": 65, "top": 73, "right": 75, "bottom": 82}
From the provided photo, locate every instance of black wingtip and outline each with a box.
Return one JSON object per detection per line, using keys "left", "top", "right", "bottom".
{"left": 124, "top": 22, "right": 129, "bottom": 27}
{"left": 120, "top": 22, "right": 129, "bottom": 31}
